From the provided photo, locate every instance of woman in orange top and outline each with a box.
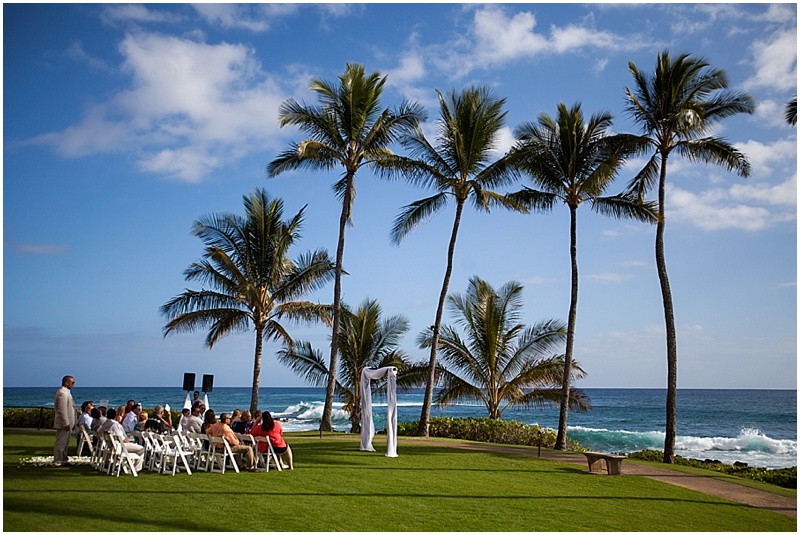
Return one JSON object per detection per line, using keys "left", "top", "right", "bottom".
{"left": 251, "top": 411, "right": 293, "bottom": 470}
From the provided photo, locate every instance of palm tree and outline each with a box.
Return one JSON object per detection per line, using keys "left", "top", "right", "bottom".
{"left": 160, "top": 189, "right": 335, "bottom": 414}
{"left": 277, "top": 298, "right": 412, "bottom": 433}
{"left": 416, "top": 276, "right": 590, "bottom": 419}
{"left": 267, "top": 63, "right": 425, "bottom": 431}
{"left": 383, "top": 86, "right": 522, "bottom": 436}
{"left": 625, "top": 51, "right": 755, "bottom": 463}
{"left": 508, "top": 102, "right": 657, "bottom": 450}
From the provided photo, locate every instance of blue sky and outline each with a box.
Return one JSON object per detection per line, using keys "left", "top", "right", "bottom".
{"left": 3, "top": 3, "right": 796, "bottom": 390}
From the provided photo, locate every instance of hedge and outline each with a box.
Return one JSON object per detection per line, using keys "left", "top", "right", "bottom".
{"left": 398, "top": 416, "right": 584, "bottom": 451}
{"left": 3, "top": 408, "right": 182, "bottom": 429}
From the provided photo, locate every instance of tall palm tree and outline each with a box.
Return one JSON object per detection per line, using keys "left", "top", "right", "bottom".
{"left": 383, "top": 86, "right": 522, "bottom": 436}
{"left": 625, "top": 51, "right": 755, "bottom": 463}
{"left": 508, "top": 102, "right": 657, "bottom": 450}
{"left": 416, "top": 276, "right": 590, "bottom": 419}
{"left": 277, "top": 298, "right": 412, "bottom": 433}
{"left": 267, "top": 63, "right": 425, "bottom": 431}
{"left": 160, "top": 189, "right": 335, "bottom": 414}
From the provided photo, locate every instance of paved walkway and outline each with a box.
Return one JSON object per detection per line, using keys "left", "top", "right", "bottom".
{"left": 414, "top": 440, "right": 796, "bottom": 518}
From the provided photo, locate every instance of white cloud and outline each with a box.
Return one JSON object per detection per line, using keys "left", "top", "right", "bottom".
{"left": 422, "top": 6, "right": 645, "bottom": 80}
{"left": 389, "top": 53, "right": 427, "bottom": 87}
{"left": 584, "top": 273, "right": 632, "bottom": 283}
{"left": 491, "top": 126, "right": 516, "bottom": 157}
{"left": 192, "top": 4, "right": 290, "bottom": 32}
{"left": 24, "top": 32, "right": 286, "bottom": 182}
{"left": 5, "top": 242, "right": 69, "bottom": 255}
{"left": 471, "top": 7, "right": 548, "bottom": 66}
{"left": 729, "top": 174, "right": 797, "bottom": 207}
{"left": 666, "top": 180, "right": 796, "bottom": 231}
{"left": 735, "top": 138, "right": 797, "bottom": 178}
{"left": 100, "top": 4, "right": 183, "bottom": 26}
{"left": 743, "top": 27, "right": 797, "bottom": 93}
{"left": 549, "top": 24, "right": 622, "bottom": 54}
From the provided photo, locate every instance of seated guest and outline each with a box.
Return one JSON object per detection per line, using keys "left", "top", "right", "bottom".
{"left": 180, "top": 406, "right": 203, "bottom": 434}
{"left": 245, "top": 410, "right": 261, "bottom": 434}
{"left": 234, "top": 410, "right": 251, "bottom": 434}
{"left": 144, "top": 405, "right": 172, "bottom": 433}
{"left": 178, "top": 408, "right": 191, "bottom": 430}
{"left": 99, "top": 408, "right": 145, "bottom": 472}
{"left": 231, "top": 409, "right": 248, "bottom": 434}
{"left": 250, "top": 411, "right": 294, "bottom": 470}
{"left": 122, "top": 404, "right": 141, "bottom": 436}
{"left": 89, "top": 407, "right": 106, "bottom": 432}
{"left": 78, "top": 401, "right": 94, "bottom": 431}
{"left": 251, "top": 411, "right": 293, "bottom": 470}
{"left": 206, "top": 412, "right": 258, "bottom": 472}
{"left": 115, "top": 405, "right": 126, "bottom": 422}
{"left": 135, "top": 412, "right": 148, "bottom": 432}
{"left": 201, "top": 409, "right": 216, "bottom": 434}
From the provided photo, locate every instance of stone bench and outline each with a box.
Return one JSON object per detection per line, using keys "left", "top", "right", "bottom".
{"left": 582, "top": 452, "right": 626, "bottom": 475}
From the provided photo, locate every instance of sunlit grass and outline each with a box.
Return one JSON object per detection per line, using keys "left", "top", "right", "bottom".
{"left": 3, "top": 430, "right": 795, "bottom": 531}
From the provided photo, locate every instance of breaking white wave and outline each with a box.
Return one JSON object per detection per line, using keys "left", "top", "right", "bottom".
{"left": 566, "top": 426, "right": 797, "bottom": 468}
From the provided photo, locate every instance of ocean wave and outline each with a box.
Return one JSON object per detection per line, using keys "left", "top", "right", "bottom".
{"left": 567, "top": 426, "right": 797, "bottom": 468}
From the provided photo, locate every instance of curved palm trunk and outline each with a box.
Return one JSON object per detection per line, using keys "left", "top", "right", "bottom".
{"left": 320, "top": 174, "right": 354, "bottom": 432}
{"left": 249, "top": 324, "right": 265, "bottom": 414}
{"left": 556, "top": 204, "right": 579, "bottom": 450}
{"left": 656, "top": 153, "right": 678, "bottom": 464}
{"left": 417, "top": 200, "right": 465, "bottom": 436}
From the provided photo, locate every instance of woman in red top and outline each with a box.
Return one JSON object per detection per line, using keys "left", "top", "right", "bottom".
{"left": 251, "top": 411, "right": 293, "bottom": 470}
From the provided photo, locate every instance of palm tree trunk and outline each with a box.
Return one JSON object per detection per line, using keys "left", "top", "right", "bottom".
{"left": 656, "top": 153, "right": 677, "bottom": 464}
{"left": 556, "top": 204, "right": 579, "bottom": 450}
{"left": 320, "top": 174, "right": 354, "bottom": 432}
{"left": 418, "top": 200, "right": 465, "bottom": 436}
{"left": 249, "top": 324, "right": 265, "bottom": 414}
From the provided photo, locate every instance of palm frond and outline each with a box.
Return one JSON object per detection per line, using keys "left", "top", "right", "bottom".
{"left": 676, "top": 137, "right": 752, "bottom": 177}
{"left": 390, "top": 192, "right": 449, "bottom": 244}
{"left": 276, "top": 340, "right": 330, "bottom": 388}
{"left": 591, "top": 194, "right": 659, "bottom": 224}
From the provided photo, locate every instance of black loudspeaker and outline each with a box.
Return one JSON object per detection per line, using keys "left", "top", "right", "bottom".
{"left": 202, "top": 374, "right": 214, "bottom": 393}
{"left": 182, "top": 373, "right": 195, "bottom": 392}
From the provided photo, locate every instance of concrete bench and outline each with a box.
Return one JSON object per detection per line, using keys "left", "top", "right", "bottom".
{"left": 582, "top": 452, "right": 626, "bottom": 475}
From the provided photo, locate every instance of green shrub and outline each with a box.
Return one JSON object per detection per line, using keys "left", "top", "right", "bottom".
{"left": 3, "top": 408, "right": 55, "bottom": 428}
{"left": 399, "top": 417, "right": 584, "bottom": 451}
{"left": 2, "top": 407, "right": 181, "bottom": 430}
{"left": 627, "top": 449, "right": 797, "bottom": 489}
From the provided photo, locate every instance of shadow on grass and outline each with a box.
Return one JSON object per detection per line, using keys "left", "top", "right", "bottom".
{"left": 4, "top": 497, "right": 210, "bottom": 532}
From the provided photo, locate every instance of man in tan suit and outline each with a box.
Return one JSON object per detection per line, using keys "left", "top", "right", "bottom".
{"left": 53, "top": 375, "right": 77, "bottom": 467}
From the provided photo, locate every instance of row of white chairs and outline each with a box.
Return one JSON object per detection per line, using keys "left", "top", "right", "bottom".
{"left": 82, "top": 430, "right": 142, "bottom": 477}
{"left": 76, "top": 426, "right": 283, "bottom": 476}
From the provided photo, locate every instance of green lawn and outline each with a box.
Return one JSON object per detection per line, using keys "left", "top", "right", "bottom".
{"left": 3, "top": 429, "right": 795, "bottom": 531}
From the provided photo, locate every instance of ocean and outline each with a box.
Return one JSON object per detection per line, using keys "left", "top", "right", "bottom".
{"left": 4, "top": 387, "right": 796, "bottom": 469}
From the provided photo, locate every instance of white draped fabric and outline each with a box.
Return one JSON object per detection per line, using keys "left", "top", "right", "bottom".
{"left": 183, "top": 392, "right": 192, "bottom": 411}
{"left": 359, "top": 366, "right": 398, "bottom": 457}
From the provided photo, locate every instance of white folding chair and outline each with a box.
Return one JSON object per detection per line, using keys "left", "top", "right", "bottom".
{"left": 107, "top": 433, "right": 139, "bottom": 477}
{"left": 184, "top": 432, "right": 207, "bottom": 471}
{"left": 161, "top": 435, "right": 193, "bottom": 476}
{"left": 76, "top": 426, "right": 94, "bottom": 457}
{"left": 146, "top": 432, "right": 168, "bottom": 473}
{"left": 208, "top": 436, "right": 239, "bottom": 474}
{"left": 252, "top": 435, "right": 282, "bottom": 472}
{"left": 91, "top": 431, "right": 110, "bottom": 471}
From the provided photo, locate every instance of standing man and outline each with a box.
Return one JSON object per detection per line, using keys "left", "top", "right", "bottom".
{"left": 53, "top": 375, "right": 77, "bottom": 467}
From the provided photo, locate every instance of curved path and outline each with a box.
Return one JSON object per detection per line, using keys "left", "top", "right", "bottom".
{"left": 409, "top": 440, "right": 796, "bottom": 518}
